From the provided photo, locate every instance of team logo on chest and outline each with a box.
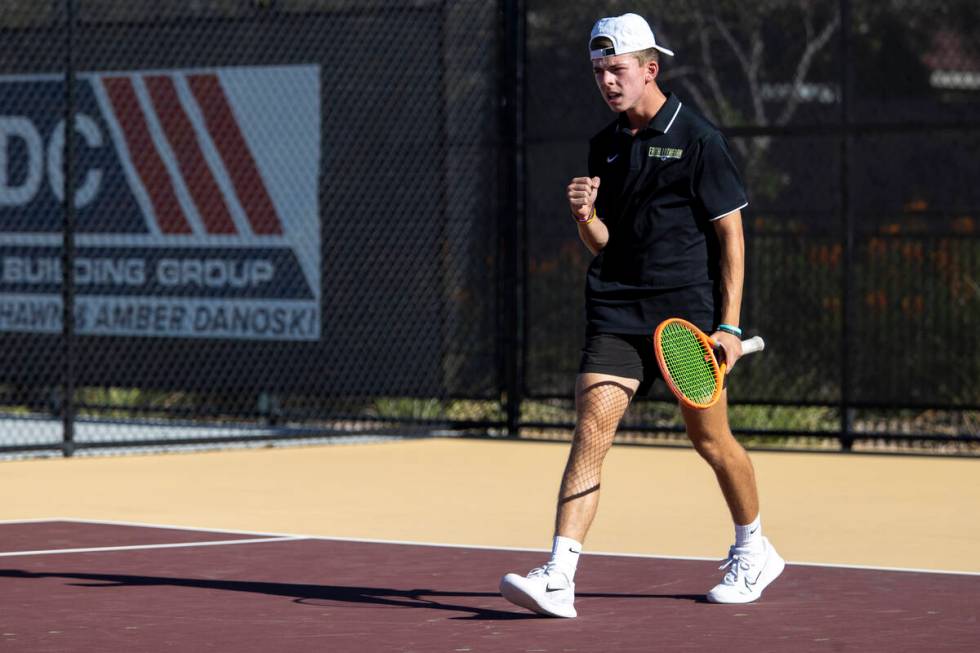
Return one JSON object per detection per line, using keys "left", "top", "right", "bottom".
{"left": 648, "top": 146, "right": 683, "bottom": 160}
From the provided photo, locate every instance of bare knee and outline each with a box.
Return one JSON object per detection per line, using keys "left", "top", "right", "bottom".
{"left": 690, "top": 432, "right": 744, "bottom": 470}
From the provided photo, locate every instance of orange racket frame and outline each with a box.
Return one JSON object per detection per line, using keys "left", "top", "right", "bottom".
{"left": 653, "top": 318, "right": 766, "bottom": 410}
{"left": 653, "top": 318, "right": 725, "bottom": 409}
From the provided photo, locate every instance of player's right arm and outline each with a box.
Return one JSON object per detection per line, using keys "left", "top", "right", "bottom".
{"left": 567, "top": 175, "right": 608, "bottom": 255}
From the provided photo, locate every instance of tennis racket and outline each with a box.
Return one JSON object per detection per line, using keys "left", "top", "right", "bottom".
{"left": 653, "top": 317, "right": 765, "bottom": 409}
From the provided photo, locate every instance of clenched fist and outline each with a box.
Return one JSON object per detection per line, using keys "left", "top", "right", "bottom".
{"left": 567, "top": 176, "right": 600, "bottom": 222}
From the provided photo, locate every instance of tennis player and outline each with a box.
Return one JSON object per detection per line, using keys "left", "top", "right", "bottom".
{"left": 500, "top": 13, "right": 784, "bottom": 618}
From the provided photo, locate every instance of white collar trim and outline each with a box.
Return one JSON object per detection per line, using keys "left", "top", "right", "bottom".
{"left": 664, "top": 101, "right": 682, "bottom": 133}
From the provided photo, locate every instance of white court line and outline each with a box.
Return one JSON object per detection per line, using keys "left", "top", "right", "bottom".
{"left": 2, "top": 517, "right": 979, "bottom": 577}
{"left": 0, "top": 516, "right": 287, "bottom": 538}
{"left": 0, "top": 536, "right": 304, "bottom": 558}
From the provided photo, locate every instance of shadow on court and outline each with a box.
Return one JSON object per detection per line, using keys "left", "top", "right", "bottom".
{"left": 0, "top": 569, "right": 706, "bottom": 620}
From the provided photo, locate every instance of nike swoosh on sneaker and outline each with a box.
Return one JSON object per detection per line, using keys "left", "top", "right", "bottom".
{"left": 743, "top": 559, "right": 768, "bottom": 589}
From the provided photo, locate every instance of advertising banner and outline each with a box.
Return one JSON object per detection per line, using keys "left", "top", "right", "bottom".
{"left": 0, "top": 64, "right": 321, "bottom": 341}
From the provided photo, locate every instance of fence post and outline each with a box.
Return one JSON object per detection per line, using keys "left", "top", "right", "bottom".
{"left": 499, "top": 0, "right": 525, "bottom": 436}
{"left": 61, "top": 0, "right": 78, "bottom": 457}
{"left": 838, "top": 0, "right": 854, "bottom": 451}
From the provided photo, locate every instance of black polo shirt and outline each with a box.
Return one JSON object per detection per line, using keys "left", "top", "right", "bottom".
{"left": 585, "top": 92, "right": 748, "bottom": 334}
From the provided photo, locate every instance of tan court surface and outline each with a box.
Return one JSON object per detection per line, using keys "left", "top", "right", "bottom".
{"left": 2, "top": 438, "right": 978, "bottom": 572}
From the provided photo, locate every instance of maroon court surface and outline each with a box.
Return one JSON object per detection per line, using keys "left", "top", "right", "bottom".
{"left": 1, "top": 520, "right": 977, "bottom": 652}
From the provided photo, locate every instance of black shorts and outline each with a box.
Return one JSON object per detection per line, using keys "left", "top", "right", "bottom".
{"left": 578, "top": 332, "right": 663, "bottom": 395}
{"left": 579, "top": 284, "right": 719, "bottom": 395}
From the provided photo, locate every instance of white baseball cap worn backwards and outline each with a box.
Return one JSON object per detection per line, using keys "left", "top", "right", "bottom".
{"left": 589, "top": 13, "right": 674, "bottom": 59}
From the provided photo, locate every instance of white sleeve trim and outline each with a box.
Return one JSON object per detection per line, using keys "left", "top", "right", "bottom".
{"left": 709, "top": 202, "right": 748, "bottom": 221}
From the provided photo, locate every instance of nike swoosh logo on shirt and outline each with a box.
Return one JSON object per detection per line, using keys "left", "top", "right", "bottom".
{"left": 606, "top": 153, "right": 619, "bottom": 163}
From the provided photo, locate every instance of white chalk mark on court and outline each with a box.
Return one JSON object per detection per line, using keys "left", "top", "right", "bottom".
{"left": 0, "top": 535, "right": 304, "bottom": 558}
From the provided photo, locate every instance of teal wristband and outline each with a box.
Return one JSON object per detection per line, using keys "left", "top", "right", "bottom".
{"left": 717, "top": 324, "right": 742, "bottom": 337}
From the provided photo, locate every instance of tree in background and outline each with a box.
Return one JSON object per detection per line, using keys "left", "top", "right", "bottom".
{"left": 661, "top": 0, "right": 839, "bottom": 197}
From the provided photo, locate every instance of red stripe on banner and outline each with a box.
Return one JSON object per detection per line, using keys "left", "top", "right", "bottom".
{"left": 188, "top": 74, "right": 283, "bottom": 235}
{"left": 101, "top": 76, "right": 192, "bottom": 234}
{"left": 144, "top": 75, "right": 237, "bottom": 235}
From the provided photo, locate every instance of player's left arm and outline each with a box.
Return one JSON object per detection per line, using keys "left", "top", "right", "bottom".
{"left": 711, "top": 209, "right": 745, "bottom": 369}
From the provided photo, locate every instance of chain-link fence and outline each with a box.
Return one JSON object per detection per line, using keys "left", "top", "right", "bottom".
{"left": 1, "top": 0, "right": 978, "bottom": 456}
{"left": 0, "top": 0, "right": 505, "bottom": 455}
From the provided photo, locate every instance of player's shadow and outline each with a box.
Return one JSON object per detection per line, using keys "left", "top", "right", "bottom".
{"left": 0, "top": 569, "right": 705, "bottom": 620}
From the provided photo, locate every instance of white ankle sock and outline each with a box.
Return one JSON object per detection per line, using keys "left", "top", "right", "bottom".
{"left": 734, "top": 514, "right": 763, "bottom": 551}
{"left": 550, "top": 535, "right": 582, "bottom": 577}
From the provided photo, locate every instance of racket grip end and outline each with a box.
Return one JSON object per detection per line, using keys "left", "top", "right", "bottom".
{"left": 741, "top": 336, "right": 765, "bottom": 355}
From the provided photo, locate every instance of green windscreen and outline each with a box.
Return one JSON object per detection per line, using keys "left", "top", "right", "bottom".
{"left": 660, "top": 323, "right": 718, "bottom": 403}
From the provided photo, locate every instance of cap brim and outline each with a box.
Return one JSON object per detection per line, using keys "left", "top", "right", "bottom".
{"left": 589, "top": 44, "right": 675, "bottom": 59}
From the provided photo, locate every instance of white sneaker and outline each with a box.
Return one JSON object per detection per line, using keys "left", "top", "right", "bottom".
{"left": 499, "top": 563, "right": 577, "bottom": 618}
{"left": 706, "top": 536, "right": 785, "bottom": 604}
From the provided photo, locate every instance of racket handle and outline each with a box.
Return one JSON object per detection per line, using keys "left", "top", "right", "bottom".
{"left": 741, "top": 336, "right": 765, "bottom": 355}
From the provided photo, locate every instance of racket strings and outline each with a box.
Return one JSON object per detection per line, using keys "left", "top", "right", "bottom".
{"left": 660, "top": 323, "right": 718, "bottom": 404}
{"left": 558, "top": 380, "right": 633, "bottom": 504}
